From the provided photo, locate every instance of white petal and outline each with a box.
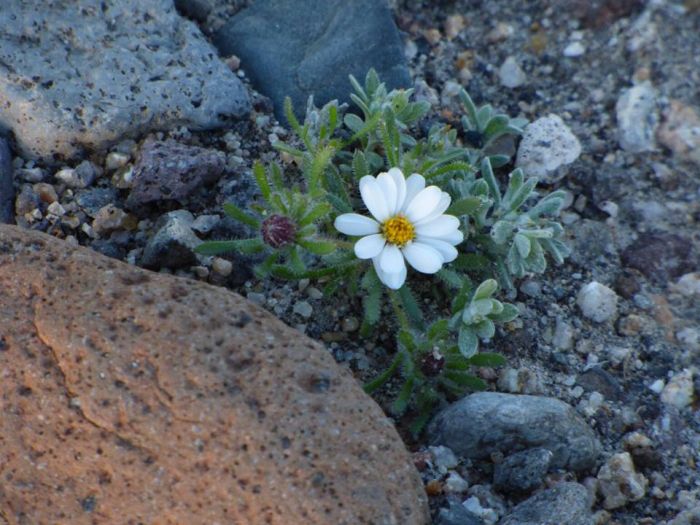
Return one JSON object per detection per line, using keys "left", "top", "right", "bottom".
{"left": 401, "top": 173, "right": 426, "bottom": 211}
{"left": 405, "top": 186, "right": 443, "bottom": 222}
{"left": 415, "top": 215, "right": 460, "bottom": 237}
{"left": 359, "top": 176, "right": 390, "bottom": 222}
{"left": 373, "top": 257, "right": 407, "bottom": 290}
{"left": 354, "top": 234, "right": 385, "bottom": 259}
{"left": 416, "top": 236, "right": 459, "bottom": 262}
{"left": 379, "top": 243, "right": 405, "bottom": 274}
{"left": 415, "top": 192, "right": 452, "bottom": 225}
{"left": 388, "top": 167, "right": 407, "bottom": 211}
{"left": 406, "top": 186, "right": 442, "bottom": 223}
{"left": 435, "top": 228, "right": 464, "bottom": 246}
{"left": 376, "top": 172, "right": 398, "bottom": 215}
{"left": 402, "top": 242, "right": 444, "bottom": 274}
{"left": 334, "top": 213, "right": 379, "bottom": 236}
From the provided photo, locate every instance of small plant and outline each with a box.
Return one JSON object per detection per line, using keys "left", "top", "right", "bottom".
{"left": 196, "top": 70, "right": 569, "bottom": 434}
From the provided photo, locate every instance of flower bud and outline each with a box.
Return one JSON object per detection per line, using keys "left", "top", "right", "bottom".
{"left": 261, "top": 214, "right": 296, "bottom": 248}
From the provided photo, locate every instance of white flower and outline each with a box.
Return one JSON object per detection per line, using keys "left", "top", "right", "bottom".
{"left": 334, "top": 167, "right": 463, "bottom": 289}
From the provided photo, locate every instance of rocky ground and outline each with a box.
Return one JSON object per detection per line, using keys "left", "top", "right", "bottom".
{"left": 1, "top": 0, "right": 699, "bottom": 524}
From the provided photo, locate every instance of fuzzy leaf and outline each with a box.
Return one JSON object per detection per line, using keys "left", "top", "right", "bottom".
{"left": 480, "top": 157, "right": 502, "bottom": 207}
{"left": 194, "top": 238, "right": 263, "bottom": 256}
{"left": 442, "top": 371, "right": 487, "bottom": 390}
{"left": 363, "top": 285, "right": 382, "bottom": 326}
{"left": 514, "top": 233, "right": 531, "bottom": 258}
{"left": 427, "top": 319, "right": 450, "bottom": 340}
{"left": 299, "top": 202, "right": 332, "bottom": 226}
{"left": 468, "top": 352, "right": 506, "bottom": 367}
{"left": 297, "top": 238, "right": 336, "bottom": 255}
{"left": 447, "top": 196, "right": 483, "bottom": 216}
{"left": 473, "top": 279, "right": 498, "bottom": 300}
{"left": 391, "top": 376, "right": 415, "bottom": 416}
{"left": 473, "top": 319, "right": 495, "bottom": 340}
{"left": 489, "top": 303, "right": 519, "bottom": 323}
{"left": 253, "top": 161, "right": 271, "bottom": 201}
{"left": 223, "top": 203, "right": 260, "bottom": 228}
{"left": 458, "top": 328, "right": 479, "bottom": 358}
{"left": 352, "top": 150, "right": 369, "bottom": 180}
{"left": 490, "top": 220, "right": 514, "bottom": 245}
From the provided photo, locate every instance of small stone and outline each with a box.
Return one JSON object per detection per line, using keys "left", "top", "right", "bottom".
{"left": 341, "top": 317, "right": 359, "bottom": 332}
{"left": 46, "top": 201, "right": 66, "bottom": 217}
{"left": 428, "top": 393, "right": 600, "bottom": 472}
{"left": 660, "top": 369, "right": 694, "bottom": 409}
{"left": 16, "top": 167, "right": 47, "bottom": 183}
{"left": 246, "top": 292, "right": 266, "bottom": 306}
{"left": 516, "top": 114, "right": 582, "bottom": 183}
{"left": 92, "top": 204, "right": 132, "bottom": 236}
{"left": 499, "top": 56, "right": 527, "bottom": 88}
{"left": 444, "top": 14, "right": 466, "bottom": 40}
{"left": 32, "top": 183, "right": 58, "bottom": 204}
{"left": 649, "top": 379, "right": 665, "bottom": 394}
{"left": 673, "top": 273, "right": 700, "bottom": 296}
{"left": 486, "top": 22, "right": 514, "bottom": 43}
{"left": 615, "top": 82, "right": 658, "bottom": 153}
{"left": 444, "top": 471, "right": 469, "bottom": 493}
{"left": 293, "top": 301, "right": 313, "bottom": 319}
{"left": 463, "top": 496, "right": 498, "bottom": 525}
{"left": 499, "top": 482, "right": 594, "bottom": 525}
{"left": 577, "top": 282, "right": 618, "bottom": 323}
{"left": 597, "top": 452, "right": 648, "bottom": 510}
{"left": 493, "top": 448, "right": 553, "bottom": 493}
{"left": 55, "top": 161, "right": 98, "bottom": 189}
{"left": 563, "top": 41, "right": 586, "bottom": 57}
{"left": 657, "top": 100, "right": 700, "bottom": 166}
{"left": 621, "top": 233, "right": 693, "bottom": 284}
{"left": 306, "top": 287, "right": 323, "bottom": 300}
{"left": 105, "top": 151, "right": 130, "bottom": 171}
{"left": 76, "top": 188, "right": 119, "bottom": 218}
{"left": 140, "top": 211, "right": 201, "bottom": 270}
{"left": 191, "top": 215, "right": 221, "bottom": 235}
{"left": 553, "top": 318, "right": 575, "bottom": 350}
{"left": 429, "top": 445, "right": 459, "bottom": 472}
{"left": 211, "top": 257, "right": 233, "bottom": 277}
{"left": 437, "top": 502, "right": 483, "bottom": 525}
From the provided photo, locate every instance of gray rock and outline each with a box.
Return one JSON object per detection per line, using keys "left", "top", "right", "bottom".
{"left": 577, "top": 281, "right": 618, "bottom": 323}
{"left": 596, "top": 452, "right": 648, "bottom": 510}
{"left": 127, "top": 139, "right": 226, "bottom": 209}
{"left": 498, "top": 482, "right": 594, "bottom": 525}
{"left": 516, "top": 114, "right": 582, "bottom": 183}
{"left": 428, "top": 393, "right": 600, "bottom": 472}
{"left": 173, "top": 0, "right": 213, "bottom": 23}
{"left": 438, "top": 501, "right": 485, "bottom": 525}
{"left": 621, "top": 233, "right": 694, "bottom": 284}
{"left": 493, "top": 448, "right": 553, "bottom": 494}
{"left": 76, "top": 188, "right": 119, "bottom": 218}
{"left": 577, "top": 367, "right": 623, "bottom": 401}
{"left": 140, "top": 210, "right": 201, "bottom": 269}
{"left": 498, "top": 57, "right": 527, "bottom": 89}
{"left": 0, "top": 0, "right": 249, "bottom": 162}
{"left": 0, "top": 137, "right": 13, "bottom": 224}
{"left": 55, "top": 160, "right": 99, "bottom": 189}
{"left": 212, "top": 0, "right": 410, "bottom": 120}
{"left": 616, "top": 82, "right": 658, "bottom": 153}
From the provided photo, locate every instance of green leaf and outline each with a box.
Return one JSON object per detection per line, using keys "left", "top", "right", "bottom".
{"left": 451, "top": 279, "right": 473, "bottom": 311}
{"left": 480, "top": 157, "right": 502, "bottom": 207}
{"left": 468, "top": 352, "right": 506, "bottom": 367}
{"left": 391, "top": 376, "right": 415, "bottom": 416}
{"left": 297, "top": 238, "right": 336, "bottom": 255}
{"left": 436, "top": 268, "right": 464, "bottom": 290}
{"left": 427, "top": 319, "right": 449, "bottom": 340}
{"left": 194, "top": 238, "right": 264, "bottom": 256}
{"left": 398, "top": 284, "right": 424, "bottom": 328}
{"left": 447, "top": 196, "right": 483, "bottom": 216}
{"left": 308, "top": 145, "right": 335, "bottom": 197}
{"left": 299, "top": 202, "right": 332, "bottom": 227}
{"left": 344, "top": 114, "right": 365, "bottom": 133}
{"left": 253, "top": 161, "right": 271, "bottom": 201}
{"left": 490, "top": 220, "right": 513, "bottom": 245}
{"left": 473, "top": 319, "right": 495, "bottom": 340}
{"left": 528, "top": 190, "right": 566, "bottom": 218}
{"left": 222, "top": 202, "right": 260, "bottom": 228}
{"left": 326, "top": 193, "right": 353, "bottom": 213}
{"left": 458, "top": 328, "right": 479, "bottom": 358}
{"left": 352, "top": 150, "right": 369, "bottom": 180}
{"left": 505, "top": 174, "right": 537, "bottom": 213}
{"left": 483, "top": 115, "right": 510, "bottom": 139}
{"left": 476, "top": 104, "right": 494, "bottom": 130}
{"left": 514, "top": 233, "right": 531, "bottom": 258}
{"left": 473, "top": 278, "right": 498, "bottom": 300}
{"left": 363, "top": 284, "right": 382, "bottom": 326}
{"left": 489, "top": 303, "right": 519, "bottom": 323}
{"left": 459, "top": 89, "right": 478, "bottom": 128}
{"left": 442, "top": 371, "right": 487, "bottom": 390}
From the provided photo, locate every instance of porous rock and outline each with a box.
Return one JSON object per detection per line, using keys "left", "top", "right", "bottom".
{"left": 126, "top": 139, "right": 226, "bottom": 209}
{"left": 597, "top": 452, "right": 648, "bottom": 510}
{"left": 516, "top": 114, "right": 582, "bottom": 183}
{"left": 499, "top": 482, "right": 594, "bottom": 525}
{"left": 0, "top": 0, "right": 250, "bottom": 162}
{"left": 493, "top": 447, "right": 553, "bottom": 493}
{"left": 615, "top": 81, "right": 658, "bottom": 153}
{"left": 577, "top": 281, "right": 619, "bottom": 323}
{"left": 0, "top": 224, "right": 428, "bottom": 525}
{"left": 212, "top": 0, "right": 411, "bottom": 120}
{"left": 427, "top": 392, "right": 600, "bottom": 472}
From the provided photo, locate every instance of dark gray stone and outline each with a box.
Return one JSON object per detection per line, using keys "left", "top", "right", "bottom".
{"left": 174, "top": 0, "right": 213, "bottom": 22}
{"left": 76, "top": 188, "right": 119, "bottom": 218}
{"left": 0, "top": 137, "right": 13, "bottom": 224}
{"left": 498, "top": 482, "right": 593, "bottom": 525}
{"left": 437, "top": 501, "right": 485, "bottom": 525}
{"left": 493, "top": 448, "right": 553, "bottom": 494}
{"left": 621, "top": 233, "right": 693, "bottom": 284}
{"left": 0, "top": 0, "right": 249, "bottom": 162}
{"left": 140, "top": 210, "right": 201, "bottom": 270}
{"left": 428, "top": 393, "right": 601, "bottom": 472}
{"left": 127, "top": 139, "right": 226, "bottom": 209}
{"left": 577, "top": 367, "right": 623, "bottom": 401}
{"left": 212, "top": 0, "right": 411, "bottom": 120}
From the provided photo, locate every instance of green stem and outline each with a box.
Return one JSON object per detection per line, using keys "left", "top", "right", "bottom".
{"left": 364, "top": 351, "right": 403, "bottom": 394}
{"left": 388, "top": 289, "right": 410, "bottom": 331}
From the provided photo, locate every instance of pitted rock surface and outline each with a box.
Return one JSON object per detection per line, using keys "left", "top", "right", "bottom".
{"left": 0, "top": 225, "right": 429, "bottom": 525}
{"left": 427, "top": 392, "right": 601, "bottom": 472}
{"left": 126, "top": 139, "right": 226, "bottom": 209}
{"left": 0, "top": 0, "right": 250, "bottom": 162}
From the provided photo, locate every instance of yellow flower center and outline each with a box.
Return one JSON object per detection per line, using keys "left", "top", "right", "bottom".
{"left": 382, "top": 215, "right": 415, "bottom": 247}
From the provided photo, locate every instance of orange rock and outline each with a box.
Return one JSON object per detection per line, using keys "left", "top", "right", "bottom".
{"left": 0, "top": 225, "right": 429, "bottom": 525}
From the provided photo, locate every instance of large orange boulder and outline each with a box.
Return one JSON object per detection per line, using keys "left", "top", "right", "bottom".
{"left": 0, "top": 225, "right": 428, "bottom": 525}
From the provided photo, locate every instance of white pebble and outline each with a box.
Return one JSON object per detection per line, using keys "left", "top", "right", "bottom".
{"left": 293, "top": 301, "right": 313, "bottom": 318}
{"left": 577, "top": 282, "right": 618, "bottom": 323}
{"left": 563, "top": 41, "right": 586, "bottom": 57}
{"left": 498, "top": 56, "right": 527, "bottom": 88}
{"left": 660, "top": 369, "right": 694, "bottom": 409}
{"left": 212, "top": 257, "right": 233, "bottom": 277}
